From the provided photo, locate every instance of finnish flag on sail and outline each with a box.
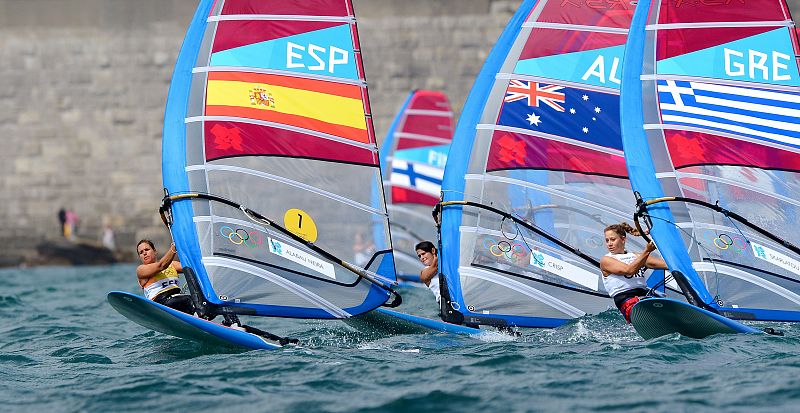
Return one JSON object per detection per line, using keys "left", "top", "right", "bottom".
{"left": 657, "top": 79, "right": 800, "bottom": 149}
{"left": 390, "top": 159, "right": 443, "bottom": 197}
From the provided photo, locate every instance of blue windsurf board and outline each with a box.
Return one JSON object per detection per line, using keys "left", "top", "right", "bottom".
{"left": 107, "top": 291, "right": 281, "bottom": 350}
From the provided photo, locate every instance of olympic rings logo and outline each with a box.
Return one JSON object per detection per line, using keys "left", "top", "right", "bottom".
{"left": 585, "top": 237, "right": 602, "bottom": 250}
{"left": 702, "top": 232, "right": 748, "bottom": 254}
{"left": 483, "top": 238, "right": 528, "bottom": 261}
{"left": 219, "top": 226, "right": 264, "bottom": 249}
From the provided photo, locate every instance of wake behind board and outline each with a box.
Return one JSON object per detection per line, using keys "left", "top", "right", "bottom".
{"left": 345, "top": 308, "right": 482, "bottom": 337}
{"left": 107, "top": 291, "right": 281, "bottom": 350}
{"left": 630, "top": 298, "right": 762, "bottom": 340}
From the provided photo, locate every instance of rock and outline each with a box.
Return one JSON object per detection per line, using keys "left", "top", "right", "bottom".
{"left": 36, "top": 238, "right": 117, "bottom": 266}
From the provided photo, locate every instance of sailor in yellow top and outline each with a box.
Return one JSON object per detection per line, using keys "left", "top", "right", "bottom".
{"left": 136, "top": 240, "right": 194, "bottom": 314}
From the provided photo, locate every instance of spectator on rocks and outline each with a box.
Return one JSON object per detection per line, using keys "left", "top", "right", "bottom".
{"left": 58, "top": 208, "right": 67, "bottom": 237}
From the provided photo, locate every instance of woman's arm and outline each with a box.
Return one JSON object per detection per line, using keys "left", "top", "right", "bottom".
{"left": 645, "top": 255, "right": 668, "bottom": 270}
{"left": 419, "top": 255, "right": 438, "bottom": 286}
{"left": 171, "top": 260, "right": 183, "bottom": 273}
{"left": 600, "top": 242, "right": 656, "bottom": 277}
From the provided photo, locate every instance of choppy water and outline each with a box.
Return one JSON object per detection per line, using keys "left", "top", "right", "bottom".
{"left": 1, "top": 264, "right": 799, "bottom": 412}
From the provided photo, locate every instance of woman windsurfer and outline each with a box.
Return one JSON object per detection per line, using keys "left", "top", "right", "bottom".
{"left": 415, "top": 241, "right": 441, "bottom": 303}
{"left": 599, "top": 223, "right": 668, "bottom": 323}
{"left": 135, "top": 240, "right": 194, "bottom": 314}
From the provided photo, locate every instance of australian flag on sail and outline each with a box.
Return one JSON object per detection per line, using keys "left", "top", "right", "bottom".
{"left": 657, "top": 79, "right": 800, "bottom": 149}
{"left": 497, "top": 81, "right": 622, "bottom": 150}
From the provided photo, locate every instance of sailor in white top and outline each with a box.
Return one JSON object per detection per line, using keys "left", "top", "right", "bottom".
{"left": 415, "top": 241, "right": 441, "bottom": 304}
{"left": 599, "top": 223, "right": 668, "bottom": 323}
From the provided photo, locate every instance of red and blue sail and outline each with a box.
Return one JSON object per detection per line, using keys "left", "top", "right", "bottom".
{"left": 379, "top": 90, "right": 454, "bottom": 280}
{"left": 439, "top": 0, "right": 643, "bottom": 327}
{"left": 621, "top": 0, "right": 800, "bottom": 320}
{"left": 162, "top": 0, "right": 395, "bottom": 319}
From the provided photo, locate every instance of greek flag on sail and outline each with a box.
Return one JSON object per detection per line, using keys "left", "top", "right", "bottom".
{"left": 658, "top": 79, "right": 800, "bottom": 148}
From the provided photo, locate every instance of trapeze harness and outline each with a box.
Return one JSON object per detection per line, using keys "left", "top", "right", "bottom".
{"left": 602, "top": 252, "right": 649, "bottom": 323}
{"left": 142, "top": 266, "right": 194, "bottom": 314}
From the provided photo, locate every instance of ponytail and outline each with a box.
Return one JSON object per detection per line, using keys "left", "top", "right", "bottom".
{"left": 604, "top": 222, "right": 640, "bottom": 238}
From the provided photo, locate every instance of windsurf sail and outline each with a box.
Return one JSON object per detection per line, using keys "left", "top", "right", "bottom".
{"left": 379, "top": 90, "right": 454, "bottom": 281}
{"left": 621, "top": 0, "right": 800, "bottom": 321}
{"left": 438, "top": 0, "right": 644, "bottom": 327}
{"left": 161, "top": 0, "right": 397, "bottom": 320}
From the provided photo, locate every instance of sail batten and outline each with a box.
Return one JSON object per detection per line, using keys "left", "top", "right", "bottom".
{"left": 647, "top": 20, "right": 793, "bottom": 30}
{"left": 209, "top": 15, "right": 356, "bottom": 23}
{"left": 495, "top": 74, "right": 622, "bottom": 94}
{"left": 660, "top": 172, "right": 800, "bottom": 206}
{"left": 202, "top": 256, "right": 352, "bottom": 318}
{"left": 391, "top": 133, "right": 452, "bottom": 144}
{"left": 189, "top": 164, "right": 388, "bottom": 215}
{"left": 464, "top": 174, "right": 632, "bottom": 220}
{"left": 522, "top": 22, "right": 629, "bottom": 34}
{"left": 193, "top": 66, "right": 368, "bottom": 86}
{"left": 459, "top": 267, "right": 586, "bottom": 318}
{"left": 641, "top": 74, "right": 800, "bottom": 92}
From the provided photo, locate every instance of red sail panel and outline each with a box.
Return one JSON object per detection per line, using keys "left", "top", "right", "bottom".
{"left": 393, "top": 91, "right": 454, "bottom": 150}
{"left": 391, "top": 187, "right": 440, "bottom": 206}
{"left": 485, "top": 131, "right": 627, "bottom": 177}
{"left": 407, "top": 90, "right": 453, "bottom": 111}
{"left": 519, "top": 28, "right": 628, "bottom": 60}
{"left": 655, "top": 27, "right": 778, "bottom": 60}
{"left": 212, "top": 20, "right": 343, "bottom": 53}
{"left": 665, "top": 130, "right": 800, "bottom": 173}
{"left": 204, "top": 121, "right": 378, "bottom": 165}
{"left": 220, "top": 0, "right": 351, "bottom": 17}
{"left": 535, "top": 1, "right": 634, "bottom": 29}
{"left": 395, "top": 114, "right": 453, "bottom": 150}
{"left": 656, "top": 0, "right": 790, "bottom": 25}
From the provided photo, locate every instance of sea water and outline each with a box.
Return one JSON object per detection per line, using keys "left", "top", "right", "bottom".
{"left": 1, "top": 264, "right": 798, "bottom": 412}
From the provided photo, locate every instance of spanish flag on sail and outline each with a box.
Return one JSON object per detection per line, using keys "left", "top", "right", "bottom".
{"left": 206, "top": 72, "right": 369, "bottom": 144}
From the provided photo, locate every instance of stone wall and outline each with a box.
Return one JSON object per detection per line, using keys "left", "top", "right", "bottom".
{"left": 0, "top": 0, "right": 521, "bottom": 266}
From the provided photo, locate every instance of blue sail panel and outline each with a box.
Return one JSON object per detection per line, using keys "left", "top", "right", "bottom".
{"left": 210, "top": 24, "right": 360, "bottom": 81}
{"left": 514, "top": 45, "right": 625, "bottom": 89}
{"left": 656, "top": 28, "right": 800, "bottom": 87}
